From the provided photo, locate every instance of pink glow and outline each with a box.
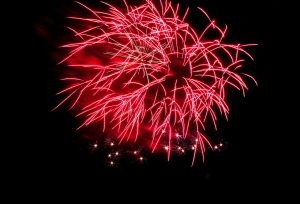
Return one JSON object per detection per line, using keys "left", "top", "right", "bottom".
{"left": 55, "top": 0, "right": 256, "bottom": 165}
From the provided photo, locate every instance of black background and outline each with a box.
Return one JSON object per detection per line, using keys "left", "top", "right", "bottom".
{"left": 11, "top": 0, "right": 295, "bottom": 201}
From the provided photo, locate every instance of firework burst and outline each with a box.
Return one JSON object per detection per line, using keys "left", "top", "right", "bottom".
{"left": 55, "top": 0, "right": 256, "bottom": 165}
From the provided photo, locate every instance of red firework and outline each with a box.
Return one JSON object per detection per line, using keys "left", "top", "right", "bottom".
{"left": 55, "top": 0, "right": 256, "bottom": 165}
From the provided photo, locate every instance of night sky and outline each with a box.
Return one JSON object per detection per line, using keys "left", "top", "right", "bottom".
{"left": 13, "top": 0, "right": 294, "bottom": 200}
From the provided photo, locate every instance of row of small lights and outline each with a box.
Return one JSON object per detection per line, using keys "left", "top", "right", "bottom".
{"left": 93, "top": 141, "right": 144, "bottom": 166}
{"left": 92, "top": 133, "right": 224, "bottom": 166}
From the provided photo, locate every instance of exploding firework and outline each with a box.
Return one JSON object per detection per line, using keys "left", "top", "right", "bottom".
{"left": 55, "top": 0, "right": 256, "bottom": 165}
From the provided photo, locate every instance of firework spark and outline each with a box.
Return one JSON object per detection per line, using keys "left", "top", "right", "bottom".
{"left": 55, "top": 0, "right": 256, "bottom": 165}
